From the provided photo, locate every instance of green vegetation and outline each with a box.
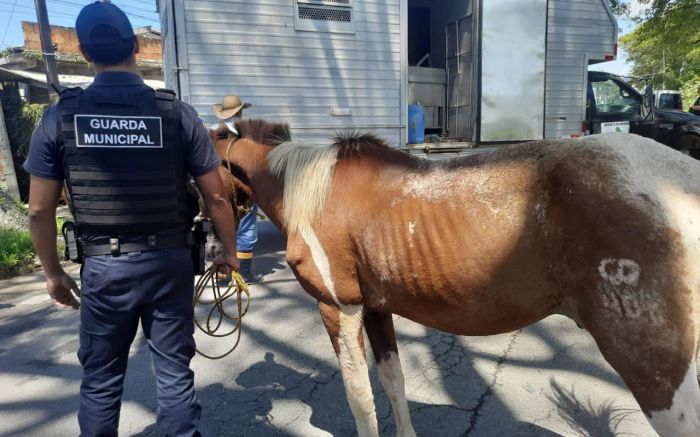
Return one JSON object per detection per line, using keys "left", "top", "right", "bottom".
{"left": 0, "top": 212, "right": 68, "bottom": 278}
{"left": 0, "top": 82, "right": 49, "bottom": 201}
{"left": 0, "top": 228, "right": 35, "bottom": 278}
{"left": 618, "top": 0, "right": 700, "bottom": 105}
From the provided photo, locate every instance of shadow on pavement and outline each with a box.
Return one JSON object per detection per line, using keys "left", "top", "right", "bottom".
{"left": 1, "top": 220, "right": 652, "bottom": 437}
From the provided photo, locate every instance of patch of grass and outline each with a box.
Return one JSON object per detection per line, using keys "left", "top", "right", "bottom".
{"left": 56, "top": 217, "right": 66, "bottom": 259}
{"left": 0, "top": 227, "right": 35, "bottom": 278}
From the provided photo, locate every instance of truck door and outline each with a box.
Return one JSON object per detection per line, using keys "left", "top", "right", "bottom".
{"left": 446, "top": 15, "right": 474, "bottom": 141}
{"left": 587, "top": 75, "right": 658, "bottom": 138}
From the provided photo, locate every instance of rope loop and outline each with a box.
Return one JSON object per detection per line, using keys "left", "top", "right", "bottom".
{"left": 193, "top": 267, "right": 250, "bottom": 360}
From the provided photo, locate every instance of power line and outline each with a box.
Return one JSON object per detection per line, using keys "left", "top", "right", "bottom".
{"left": 46, "top": 0, "right": 159, "bottom": 22}
{"left": 0, "top": 0, "right": 160, "bottom": 49}
{"left": 0, "top": 0, "right": 19, "bottom": 48}
{"left": 0, "top": 1, "right": 79, "bottom": 19}
{"left": 113, "top": 0, "right": 158, "bottom": 14}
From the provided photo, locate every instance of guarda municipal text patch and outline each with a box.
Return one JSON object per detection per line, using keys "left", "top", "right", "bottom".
{"left": 74, "top": 115, "right": 163, "bottom": 148}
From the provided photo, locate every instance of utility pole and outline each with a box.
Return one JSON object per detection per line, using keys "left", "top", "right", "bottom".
{"left": 0, "top": 99, "right": 21, "bottom": 201}
{"left": 34, "top": 0, "right": 61, "bottom": 102}
{"left": 662, "top": 49, "right": 666, "bottom": 90}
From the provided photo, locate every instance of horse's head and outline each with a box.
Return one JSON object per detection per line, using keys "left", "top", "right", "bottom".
{"left": 209, "top": 124, "right": 253, "bottom": 220}
{"left": 209, "top": 119, "right": 292, "bottom": 220}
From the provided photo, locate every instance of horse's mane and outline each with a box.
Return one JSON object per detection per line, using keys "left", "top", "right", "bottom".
{"left": 224, "top": 120, "right": 398, "bottom": 234}
{"left": 263, "top": 129, "right": 388, "bottom": 235}
{"left": 333, "top": 131, "right": 391, "bottom": 157}
{"left": 235, "top": 119, "right": 292, "bottom": 147}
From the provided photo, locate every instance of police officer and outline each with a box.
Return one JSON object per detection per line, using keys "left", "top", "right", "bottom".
{"left": 24, "top": 2, "right": 239, "bottom": 436}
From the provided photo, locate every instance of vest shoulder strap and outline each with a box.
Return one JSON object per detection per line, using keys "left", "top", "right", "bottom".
{"left": 155, "top": 88, "right": 177, "bottom": 111}
{"left": 59, "top": 87, "right": 83, "bottom": 108}
{"left": 155, "top": 88, "right": 176, "bottom": 100}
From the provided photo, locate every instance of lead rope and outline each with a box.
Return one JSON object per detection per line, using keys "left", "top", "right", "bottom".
{"left": 193, "top": 267, "right": 250, "bottom": 360}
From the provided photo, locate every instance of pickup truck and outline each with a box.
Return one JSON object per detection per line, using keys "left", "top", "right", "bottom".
{"left": 586, "top": 71, "right": 700, "bottom": 159}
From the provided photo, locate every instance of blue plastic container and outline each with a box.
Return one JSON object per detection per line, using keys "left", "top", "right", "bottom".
{"left": 408, "top": 104, "right": 425, "bottom": 144}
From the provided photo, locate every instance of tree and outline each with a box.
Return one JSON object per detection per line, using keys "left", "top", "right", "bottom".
{"left": 619, "top": 0, "right": 700, "bottom": 105}
{"left": 609, "top": 0, "right": 631, "bottom": 15}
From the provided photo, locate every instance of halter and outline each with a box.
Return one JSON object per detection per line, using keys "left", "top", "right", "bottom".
{"left": 225, "top": 134, "right": 238, "bottom": 175}
{"left": 222, "top": 133, "right": 251, "bottom": 218}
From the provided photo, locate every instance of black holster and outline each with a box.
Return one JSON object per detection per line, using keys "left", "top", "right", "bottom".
{"left": 189, "top": 217, "right": 211, "bottom": 275}
{"left": 61, "top": 221, "right": 84, "bottom": 264}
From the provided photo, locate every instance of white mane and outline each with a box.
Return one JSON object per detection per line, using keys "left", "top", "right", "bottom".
{"left": 268, "top": 141, "right": 339, "bottom": 235}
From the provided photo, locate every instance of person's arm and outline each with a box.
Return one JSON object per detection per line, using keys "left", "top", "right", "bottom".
{"left": 27, "top": 176, "right": 80, "bottom": 309}
{"left": 180, "top": 102, "right": 239, "bottom": 272}
{"left": 195, "top": 169, "right": 240, "bottom": 272}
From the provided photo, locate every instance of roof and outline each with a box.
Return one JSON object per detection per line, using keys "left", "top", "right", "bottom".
{"left": 0, "top": 67, "right": 165, "bottom": 90}
{"left": 7, "top": 49, "right": 163, "bottom": 69}
{"left": 135, "top": 26, "right": 161, "bottom": 38}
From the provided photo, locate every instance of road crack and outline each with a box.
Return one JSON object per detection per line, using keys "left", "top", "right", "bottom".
{"left": 463, "top": 330, "right": 521, "bottom": 436}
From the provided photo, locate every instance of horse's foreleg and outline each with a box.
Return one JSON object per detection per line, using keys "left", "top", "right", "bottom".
{"left": 319, "top": 302, "right": 379, "bottom": 437}
{"left": 364, "top": 311, "right": 416, "bottom": 437}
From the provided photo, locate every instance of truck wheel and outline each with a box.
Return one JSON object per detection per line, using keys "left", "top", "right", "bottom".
{"left": 678, "top": 134, "right": 700, "bottom": 159}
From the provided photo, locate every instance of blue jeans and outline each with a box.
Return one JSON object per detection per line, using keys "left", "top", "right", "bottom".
{"left": 77, "top": 248, "right": 201, "bottom": 437}
{"left": 236, "top": 204, "right": 258, "bottom": 253}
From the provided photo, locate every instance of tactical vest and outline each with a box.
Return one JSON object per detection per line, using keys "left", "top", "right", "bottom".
{"left": 59, "top": 87, "right": 191, "bottom": 239}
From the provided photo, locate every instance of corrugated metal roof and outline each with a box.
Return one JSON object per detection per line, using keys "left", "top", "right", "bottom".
{"left": 0, "top": 67, "right": 165, "bottom": 90}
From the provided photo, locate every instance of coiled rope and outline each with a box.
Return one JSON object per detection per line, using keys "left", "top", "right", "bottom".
{"left": 193, "top": 268, "right": 250, "bottom": 360}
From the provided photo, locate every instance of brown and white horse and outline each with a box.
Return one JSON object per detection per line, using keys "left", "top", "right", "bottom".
{"left": 213, "top": 120, "right": 700, "bottom": 437}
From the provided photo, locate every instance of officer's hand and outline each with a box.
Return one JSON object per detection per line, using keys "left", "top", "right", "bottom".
{"left": 47, "top": 272, "right": 80, "bottom": 309}
{"left": 212, "top": 253, "right": 240, "bottom": 275}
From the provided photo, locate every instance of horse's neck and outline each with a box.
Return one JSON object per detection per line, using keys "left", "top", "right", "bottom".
{"left": 245, "top": 161, "right": 286, "bottom": 231}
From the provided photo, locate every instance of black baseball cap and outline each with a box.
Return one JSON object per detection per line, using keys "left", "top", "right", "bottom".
{"left": 76, "top": 2, "right": 135, "bottom": 64}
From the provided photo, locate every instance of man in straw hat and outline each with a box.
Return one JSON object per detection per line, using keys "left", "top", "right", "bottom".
{"left": 212, "top": 95, "right": 252, "bottom": 135}
{"left": 212, "top": 95, "right": 265, "bottom": 283}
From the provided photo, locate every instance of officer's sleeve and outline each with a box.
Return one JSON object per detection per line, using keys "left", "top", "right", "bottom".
{"left": 23, "top": 105, "right": 64, "bottom": 180}
{"left": 180, "top": 102, "right": 221, "bottom": 177}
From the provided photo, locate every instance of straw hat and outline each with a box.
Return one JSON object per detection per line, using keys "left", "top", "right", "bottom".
{"left": 212, "top": 95, "right": 252, "bottom": 120}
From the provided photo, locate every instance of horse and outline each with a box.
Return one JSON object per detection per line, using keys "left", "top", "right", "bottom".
{"left": 212, "top": 119, "right": 700, "bottom": 437}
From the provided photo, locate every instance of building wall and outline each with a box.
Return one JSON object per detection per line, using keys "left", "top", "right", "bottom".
{"left": 544, "top": 0, "right": 617, "bottom": 139}
{"left": 165, "top": 0, "right": 403, "bottom": 146}
{"left": 21, "top": 21, "right": 163, "bottom": 63}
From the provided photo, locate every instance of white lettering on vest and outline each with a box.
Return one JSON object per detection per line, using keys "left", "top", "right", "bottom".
{"left": 87, "top": 118, "right": 151, "bottom": 131}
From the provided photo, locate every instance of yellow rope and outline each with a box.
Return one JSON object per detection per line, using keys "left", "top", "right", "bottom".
{"left": 192, "top": 268, "right": 250, "bottom": 360}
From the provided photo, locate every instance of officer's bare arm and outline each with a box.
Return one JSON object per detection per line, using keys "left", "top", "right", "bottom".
{"left": 28, "top": 176, "right": 80, "bottom": 309}
{"left": 27, "top": 177, "right": 64, "bottom": 277}
{"left": 195, "top": 168, "right": 238, "bottom": 259}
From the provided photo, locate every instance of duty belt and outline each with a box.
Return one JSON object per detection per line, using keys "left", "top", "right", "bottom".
{"left": 80, "top": 233, "right": 188, "bottom": 257}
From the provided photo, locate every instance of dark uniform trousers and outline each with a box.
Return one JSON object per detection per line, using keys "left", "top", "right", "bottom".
{"left": 77, "top": 247, "right": 201, "bottom": 436}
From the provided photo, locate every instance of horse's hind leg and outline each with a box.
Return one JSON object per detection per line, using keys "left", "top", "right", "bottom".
{"left": 581, "top": 267, "right": 700, "bottom": 436}
{"left": 319, "top": 302, "right": 379, "bottom": 437}
{"left": 364, "top": 311, "right": 417, "bottom": 437}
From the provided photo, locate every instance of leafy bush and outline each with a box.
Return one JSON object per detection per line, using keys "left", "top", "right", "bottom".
{"left": 0, "top": 227, "right": 35, "bottom": 278}
{"left": 1, "top": 84, "right": 49, "bottom": 201}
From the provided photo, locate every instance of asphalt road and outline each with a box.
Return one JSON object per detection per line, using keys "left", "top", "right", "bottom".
{"left": 0, "top": 221, "right": 658, "bottom": 436}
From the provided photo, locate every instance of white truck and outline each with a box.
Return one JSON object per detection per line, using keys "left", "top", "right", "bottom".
{"left": 157, "top": 0, "right": 618, "bottom": 147}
